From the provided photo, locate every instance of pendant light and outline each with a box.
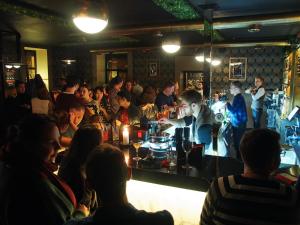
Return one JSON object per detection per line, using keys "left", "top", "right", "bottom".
{"left": 162, "top": 37, "right": 181, "bottom": 54}
{"left": 73, "top": 0, "right": 108, "bottom": 34}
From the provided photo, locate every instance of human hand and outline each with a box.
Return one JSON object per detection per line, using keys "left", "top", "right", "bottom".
{"left": 158, "top": 117, "right": 169, "bottom": 124}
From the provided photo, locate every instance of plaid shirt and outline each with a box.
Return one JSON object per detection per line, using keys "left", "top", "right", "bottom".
{"left": 226, "top": 93, "right": 247, "bottom": 127}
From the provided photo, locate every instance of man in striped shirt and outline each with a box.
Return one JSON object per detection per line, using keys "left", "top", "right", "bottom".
{"left": 200, "top": 129, "right": 299, "bottom": 225}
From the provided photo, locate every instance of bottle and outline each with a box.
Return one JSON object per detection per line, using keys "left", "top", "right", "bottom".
{"left": 175, "top": 128, "right": 185, "bottom": 172}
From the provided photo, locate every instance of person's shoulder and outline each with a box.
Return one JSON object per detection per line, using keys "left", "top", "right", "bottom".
{"left": 64, "top": 216, "right": 94, "bottom": 225}
{"left": 134, "top": 208, "right": 174, "bottom": 225}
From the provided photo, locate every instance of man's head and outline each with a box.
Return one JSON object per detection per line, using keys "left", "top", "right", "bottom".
{"left": 179, "top": 89, "right": 202, "bottom": 117}
{"left": 85, "top": 144, "right": 130, "bottom": 203}
{"left": 230, "top": 81, "right": 242, "bottom": 95}
{"left": 69, "top": 102, "right": 85, "bottom": 126}
{"left": 65, "top": 77, "right": 80, "bottom": 90}
{"left": 162, "top": 81, "right": 175, "bottom": 96}
{"left": 110, "top": 76, "right": 123, "bottom": 92}
{"left": 240, "top": 129, "right": 281, "bottom": 176}
{"left": 15, "top": 80, "right": 26, "bottom": 94}
{"left": 255, "top": 76, "right": 264, "bottom": 88}
{"left": 117, "top": 90, "right": 131, "bottom": 108}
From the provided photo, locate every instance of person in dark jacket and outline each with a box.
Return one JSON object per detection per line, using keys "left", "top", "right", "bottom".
{"left": 64, "top": 144, "right": 174, "bottom": 225}
{"left": 226, "top": 81, "right": 248, "bottom": 159}
{"left": 58, "top": 127, "right": 101, "bottom": 211}
{"left": 0, "top": 115, "right": 88, "bottom": 225}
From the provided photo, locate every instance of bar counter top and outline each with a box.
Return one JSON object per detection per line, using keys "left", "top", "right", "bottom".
{"left": 129, "top": 151, "right": 244, "bottom": 192}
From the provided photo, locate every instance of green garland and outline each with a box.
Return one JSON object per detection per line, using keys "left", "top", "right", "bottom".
{"left": 152, "top": 0, "right": 223, "bottom": 41}
{"left": 152, "top": 0, "right": 199, "bottom": 20}
{"left": 0, "top": 1, "right": 72, "bottom": 27}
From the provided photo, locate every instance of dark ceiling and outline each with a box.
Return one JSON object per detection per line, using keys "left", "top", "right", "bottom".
{"left": 0, "top": 0, "right": 300, "bottom": 49}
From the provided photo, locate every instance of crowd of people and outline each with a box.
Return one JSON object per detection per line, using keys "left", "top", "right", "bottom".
{"left": 0, "top": 74, "right": 299, "bottom": 225}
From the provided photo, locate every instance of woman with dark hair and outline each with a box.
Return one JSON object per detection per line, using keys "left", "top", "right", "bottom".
{"left": 58, "top": 127, "right": 101, "bottom": 211}
{"left": 0, "top": 114, "right": 88, "bottom": 225}
{"left": 31, "top": 74, "right": 54, "bottom": 114}
{"left": 94, "top": 86, "right": 111, "bottom": 123}
{"left": 108, "top": 76, "right": 123, "bottom": 115}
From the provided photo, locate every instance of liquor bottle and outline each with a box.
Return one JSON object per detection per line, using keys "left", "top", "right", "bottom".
{"left": 175, "top": 128, "right": 185, "bottom": 171}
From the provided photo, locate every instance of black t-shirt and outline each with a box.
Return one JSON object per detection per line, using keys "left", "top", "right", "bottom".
{"left": 155, "top": 92, "right": 174, "bottom": 111}
{"left": 65, "top": 203, "right": 174, "bottom": 225}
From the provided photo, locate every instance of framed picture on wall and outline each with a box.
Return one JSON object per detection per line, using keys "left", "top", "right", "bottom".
{"left": 148, "top": 60, "right": 158, "bottom": 77}
{"left": 229, "top": 57, "right": 247, "bottom": 81}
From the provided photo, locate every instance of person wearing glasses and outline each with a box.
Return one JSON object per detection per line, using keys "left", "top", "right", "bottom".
{"left": 159, "top": 89, "right": 213, "bottom": 150}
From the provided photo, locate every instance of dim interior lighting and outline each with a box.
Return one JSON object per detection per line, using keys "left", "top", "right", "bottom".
{"left": 73, "top": 0, "right": 108, "bottom": 34}
{"left": 61, "top": 59, "right": 76, "bottom": 65}
{"left": 206, "top": 57, "right": 211, "bottom": 63}
{"left": 248, "top": 24, "right": 261, "bottom": 33}
{"left": 205, "top": 57, "right": 221, "bottom": 66}
{"left": 211, "top": 59, "right": 221, "bottom": 66}
{"left": 162, "top": 38, "right": 181, "bottom": 54}
{"left": 195, "top": 54, "right": 204, "bottom": 62}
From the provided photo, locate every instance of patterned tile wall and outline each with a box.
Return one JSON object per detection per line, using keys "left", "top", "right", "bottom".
{"left": 132, "top": 51, "right": 175, "bottom": 88}
{"left": 51, "top": 47, "right": 93, "bottom": 87}
{"left": 210, "top": 47, "right": 284, "bottom": 93}
{"left": 132, "top": 47, "right": 284, "bottom": 92}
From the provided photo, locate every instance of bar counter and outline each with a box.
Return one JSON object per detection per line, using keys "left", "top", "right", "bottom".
{"left": 131, "top": 155, "right": 244, "bottom": 192}
{"left": 123, "top": 146, "right": 244, "bottom": 225}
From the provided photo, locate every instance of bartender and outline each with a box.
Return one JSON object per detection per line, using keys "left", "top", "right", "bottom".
{"left": 245, "top": 76, "right": 265, "bottom": 128}
{"left": 159, "top": 89, "right": 213, "bottom": 149}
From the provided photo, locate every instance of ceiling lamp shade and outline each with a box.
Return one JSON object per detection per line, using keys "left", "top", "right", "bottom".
{"left": 162, "top": 38, "right": 181, "bottom": 54}
{"left": 73, "top": 1, "right": 108, "bottom": 34}
{"left": 195, "top": 54, "right": 204, "bottom": 62}
{"left": 205, "top": 57, "right": 221, "bottom": 66}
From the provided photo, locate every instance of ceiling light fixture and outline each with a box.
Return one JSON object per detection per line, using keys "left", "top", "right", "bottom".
{"left": 195, "top": 54, "right": 204, "bottom": 62}
{"left": 61, "top": 59, "right": 76, "bottom": 65}
{"left": 162, "top": 37, "right": 181, "bottom": 54}
{"left": 73, "top": 0, "right": 108, "bottom": 34}
{"left": 211, "top": 59, "right": 221, "bottom": 66}
{"left": 205, "top": 57, "right": 221, "bottom": 66}
{"left": 5, "top": 65, "right": 12, "bottom": 69}
{"left": 248, "top": 24, "right": 261, "bottom": 33}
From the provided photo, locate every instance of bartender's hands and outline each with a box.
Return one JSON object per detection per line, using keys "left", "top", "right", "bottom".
{"left": 158, "top": 117, "right": 170, "bottom": 124}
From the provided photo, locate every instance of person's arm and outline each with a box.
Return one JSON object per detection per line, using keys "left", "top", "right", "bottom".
{"left": 251, "top": 88, "right": 265, "bottom": 101}
{"left": 158, "top": 117, "right": 185, "bottom": 127}
{"left": 99, "top": 106, "right": 111, "bottom": 121}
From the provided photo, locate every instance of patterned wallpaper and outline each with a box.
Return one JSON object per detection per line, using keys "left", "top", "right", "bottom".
{"left": 48, "top": 46, "right": 284, "bottom": 92}
{"left": 131, "top": 47, "right": 284, "bottom": 92}
{"left": 210, "top": 47, "right": 284, "bottom": 93}
{"left": 50, "top": 47, "right": 93, "bottom": 87}
{"left": 132, "top": 50, "right": 174, "bottom": 88}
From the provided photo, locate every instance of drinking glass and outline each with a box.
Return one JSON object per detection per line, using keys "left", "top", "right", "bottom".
{"left": 132, "top": 140, "right": 143, "bottom": 166}
{"left": 182, "top": 139, "right": 192, "bottom": 170}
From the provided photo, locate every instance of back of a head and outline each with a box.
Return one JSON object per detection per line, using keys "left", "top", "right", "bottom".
{"left": 68, "top": 127, "right": 101, "bottom": 166}
{"left": 118, "top": 90, "right": 131, "bottom": 102}
{"left": 109, "top": 76, "right": 123, "bottom": 87}
{"left": 180, "top": 89, "right": 202, "bottom": 104}
{"left": 240, "top": 129, "right": 281, "bottom": 174}
{"left": 231, "top": 81, "right": 242, "bottom": 90}
{"left": 66, "top": 77, "right": 80, "bottom": 88}
{"left": 163, "top": 80, "right": 175, "bottom": 90}
{"left": 85, "top": 144, "right": 128, "bottom": 202}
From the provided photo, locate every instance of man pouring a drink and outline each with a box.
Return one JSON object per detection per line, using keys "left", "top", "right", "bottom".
{"left": 159, "top": 90, "right": 213, "bottom": 151}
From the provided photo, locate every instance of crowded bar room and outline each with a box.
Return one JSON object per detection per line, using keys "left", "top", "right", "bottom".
{"left": 1, "top": 0, "right": 300, "bottom": 224}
